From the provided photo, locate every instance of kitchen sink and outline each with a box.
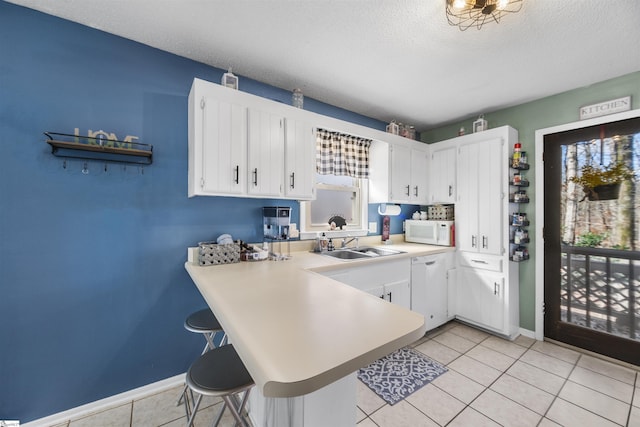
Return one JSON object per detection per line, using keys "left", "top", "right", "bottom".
{"left": 352, "top": 246, "right": 405, "bottom": 257}
{"left": 322, "top": 250, "right": 371, "bottom": 260}
{"left": 320, "top": 246, "right": 405, "bottom": 260}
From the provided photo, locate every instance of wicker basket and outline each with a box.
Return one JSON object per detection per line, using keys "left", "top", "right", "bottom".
{"left": 198, "top": 242, "right": 241, "bottom": 266}
{"left": 427, "top": 205, "right": 454, "bottom": 220}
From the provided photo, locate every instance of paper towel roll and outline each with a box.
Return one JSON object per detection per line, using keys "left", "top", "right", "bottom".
{"left": 377, "top": 204, "right": 401, "bottom": 216}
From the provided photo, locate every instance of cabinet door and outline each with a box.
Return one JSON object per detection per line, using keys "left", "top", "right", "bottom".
{"left": 284, "top": 119, "right": 315, "bottom": 200}
{"left": 430, "top": 146, "right": 456, "bottom": 203}
{"left": 410, "top": 147, "right": 429, "bottom": 204}
{"left": 365, "top": 285, "right": 385, "bottom": 300}
{"left": 477, "top": 138, "right": 503, "bottom": 255}
{"left": 457, "top": 143, "right": 479, "bottom": 252}
{"left": 247, "top": 108, "right": 284, "bottom": 197}
{"left": 384, "top": 280, "right": 411, "bottom": 310}
{"left": 456, "top": 267, "right": 505, "bottom": 333}
{"left": 200, "top": 97, "right": 247, "bottom": 195}
{"left": 389, "top": 144, "right": 412, "bottom": 202}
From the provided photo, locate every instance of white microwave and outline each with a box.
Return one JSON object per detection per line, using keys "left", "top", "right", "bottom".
{"left": 405, "top": 220, "right": 454, "bottom": 246}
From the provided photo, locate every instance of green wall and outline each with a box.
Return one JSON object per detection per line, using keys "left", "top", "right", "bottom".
{"left": 421, "top": 71, "right": 640, "bottom": 331}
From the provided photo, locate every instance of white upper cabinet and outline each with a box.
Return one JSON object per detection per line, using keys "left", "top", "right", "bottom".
{"left": 189, "top": 78, "right": 316, "bottom": 200}
{"left": 369, "top": 140, "right": 429, "bottom": 204}
{"left": 457, "top": 137, "right": 503, "bottom": 255}
{"left": 188, "top": 80, "right": 247, "bottom": 197}
{"left": 430, "top": 144, "right": 456, "bottom": 204}
{"left": 284, "top": 119, "right": 315, "bottom": 200}
{"left": 247, "top": 108, "right": 284, "bottom": 197}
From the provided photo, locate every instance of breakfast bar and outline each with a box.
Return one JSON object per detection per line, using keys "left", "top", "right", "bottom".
{"left": 185, "top": 248, "right": 429, "bottom": 426}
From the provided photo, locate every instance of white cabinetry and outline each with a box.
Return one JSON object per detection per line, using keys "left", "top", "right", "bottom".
{"left": 319, "top": 258, "right": 411, "bottom": 309}
{"left": 284, "top": 119, "right": 315, "bottom": 200}
{"left": 188, "top": 78, "right": 314, "bottom": 200}
{"left": 456, "top": 266, "right": 505, "bottom": 332}
{"left": 247, "top": 108, "right": 284, "bottom": 197}
{"left": 456, "top": 137, "right": 503, "bottom": 255}
{"left": 188, "top": 80, "right": 247, "bottom": 197}
{"left": 369, "top": 141, "right": 429, "bottom": 204}
{"left": 429, "top": 145, "right": 456, "bottom": 204}
{"left": 430, "top": 126, "right": 519, "bottom": 339}
{"left": 365, "top": 280, "right": 411, "bottom": 310}
{"left": 411, "top": 252, "right": 455, "bottom": 331}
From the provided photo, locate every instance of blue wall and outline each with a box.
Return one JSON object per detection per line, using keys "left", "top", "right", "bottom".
{"left": 0, "top": 2, "right": 393, "bottom": 422}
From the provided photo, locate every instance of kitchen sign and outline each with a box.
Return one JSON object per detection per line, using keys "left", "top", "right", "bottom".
{"left": 580, "top": 96, "right": 631, "bottom": 120}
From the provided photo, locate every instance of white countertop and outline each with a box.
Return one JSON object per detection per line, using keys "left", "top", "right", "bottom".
{"left": 185, "top": 241, "right": 453, "bottom": 398}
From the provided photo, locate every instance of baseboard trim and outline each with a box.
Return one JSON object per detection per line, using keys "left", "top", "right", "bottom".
{"left": 518, "top": 327, "right": 536, "bottom": 339}
{"left": 22, "top": 373, "right": 185, "bottom": 427}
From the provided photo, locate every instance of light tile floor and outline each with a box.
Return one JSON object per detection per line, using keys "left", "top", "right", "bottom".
{"left": 45, "top": 321, "right": 639, "bottom": 427}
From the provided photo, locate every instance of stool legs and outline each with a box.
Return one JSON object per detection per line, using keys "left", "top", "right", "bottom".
{"left": 187, "top": 388, "right": 252, "bottom": 427}
{"left": 177, "top": 330, "right": 227, "bottom": 414}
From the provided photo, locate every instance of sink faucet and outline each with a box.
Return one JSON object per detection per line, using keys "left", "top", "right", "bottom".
{"left": 341, "top": 236, "right": 359, "bottom": 249}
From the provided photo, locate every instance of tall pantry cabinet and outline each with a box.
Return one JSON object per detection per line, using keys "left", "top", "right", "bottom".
{"left": 434, "top": 126, "right": 520, "bottom": 339}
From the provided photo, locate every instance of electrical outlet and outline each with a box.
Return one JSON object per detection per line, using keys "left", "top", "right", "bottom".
{"left": 368, "top": 222, "right": 377, "bottom": 233}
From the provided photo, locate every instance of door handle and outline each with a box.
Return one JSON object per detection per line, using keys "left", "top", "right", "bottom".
{"left": 290, "top": 172, "right": 295, "bottom": 189}
{"left": 253, "top": 168, "right": 258, "bottom": 186}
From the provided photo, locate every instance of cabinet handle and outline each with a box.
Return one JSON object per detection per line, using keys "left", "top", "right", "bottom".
{"left": 449, "top": 185, "right": 453, "bottom": 197}
{"left": 471, "top": 259, "right": 488, "bottom": 264}
{"left": 414, "top": 186, "right": 419, "bottom": 197}
{"left": 482, "top": 236, "right": 488, "bottom": 248}
{"left": 387, "top": 291, "right": 392, "bottom": 302}
{"left": 234, "top": 165, "right": 239, "bottom": 184}
{"left": 405, "top": 185, "right": 410, "bottom": 196}
{"left": 471, "top": 235, "right": 476, "bottom": 248}
{"left": 290, "top": 172, "right": 295, "bottom": 189}
{"left": 494, "top": 282, "right": 499, "bottom": 295}
{"left": 425, "top": 261, "right": 436, "bottom": 265}
{"left": 253, "top": 168, "right": 258, "bottom": 186}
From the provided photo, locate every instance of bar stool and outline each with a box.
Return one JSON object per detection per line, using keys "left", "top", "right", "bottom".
{"left": 186, "top": 344, "right": 254, "bottom": 427}
{"left": 178, "top": 309, "right": 227, "bottom": 413}
{"left": 185, "top": 308, "right": 227, "bottom": 353}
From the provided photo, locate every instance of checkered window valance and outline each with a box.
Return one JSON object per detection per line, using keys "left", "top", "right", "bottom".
{"left": 315, "top": 128, "right": 371, "bottom": 178}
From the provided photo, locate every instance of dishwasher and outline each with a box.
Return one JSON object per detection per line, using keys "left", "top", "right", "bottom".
{"left": 411, "top": 254, "right": 450, "bottom": 331}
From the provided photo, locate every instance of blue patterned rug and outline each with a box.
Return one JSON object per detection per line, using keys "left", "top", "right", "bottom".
{"left": 358, "top": 347, "right": 448, "bottom": 405}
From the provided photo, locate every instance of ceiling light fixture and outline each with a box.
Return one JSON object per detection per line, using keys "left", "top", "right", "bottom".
{"left": 446, "top": 0, "right": 523, "bottom": 31}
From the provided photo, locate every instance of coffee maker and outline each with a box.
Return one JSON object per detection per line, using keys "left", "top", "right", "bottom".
{"left": 262, "top": 207, "right": 291, "bottom": 260}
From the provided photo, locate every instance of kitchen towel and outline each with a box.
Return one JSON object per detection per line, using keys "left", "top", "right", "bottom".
{"left": 357, "top": 347, "right": 447, "bottom": 405}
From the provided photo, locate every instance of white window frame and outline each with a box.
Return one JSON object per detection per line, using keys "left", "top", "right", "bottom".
{"left": 299, "top": 177, "right": 369, "bottom": 240}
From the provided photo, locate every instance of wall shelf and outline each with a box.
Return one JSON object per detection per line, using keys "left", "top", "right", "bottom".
{"left": 45, "top": 132, "right": 153, "bottom": 165}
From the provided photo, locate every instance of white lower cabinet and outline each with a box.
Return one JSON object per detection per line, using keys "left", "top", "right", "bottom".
{"left": 319, "top": 258, "right": 411, "bottom": 309}
{"left": 365, "top": 279, "right": 411, "bottom": 310}
{"left": 456, "top": 266, "right": 505, "bottom": 332}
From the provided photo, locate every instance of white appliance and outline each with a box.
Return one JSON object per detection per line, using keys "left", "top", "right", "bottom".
{"left": 405, "top": 220, "right": 454, "bottom": 246}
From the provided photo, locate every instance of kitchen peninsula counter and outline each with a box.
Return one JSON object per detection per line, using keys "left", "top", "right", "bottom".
{"left": 185, "top": 242, "right": 450, "bottom": 400}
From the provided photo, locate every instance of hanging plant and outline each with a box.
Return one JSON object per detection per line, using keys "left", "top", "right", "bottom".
{"left": 569, "top": 161, "right": 634, "bottom": 201}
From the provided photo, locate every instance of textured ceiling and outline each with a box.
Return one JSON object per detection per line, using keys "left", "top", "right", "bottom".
{"left": 8, "top": 0, "right": 640, "bottom": 130}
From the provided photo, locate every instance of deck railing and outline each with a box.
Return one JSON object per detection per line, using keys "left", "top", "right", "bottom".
{"left": 561, "top": 245, "right": 640, "bottom": 340}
